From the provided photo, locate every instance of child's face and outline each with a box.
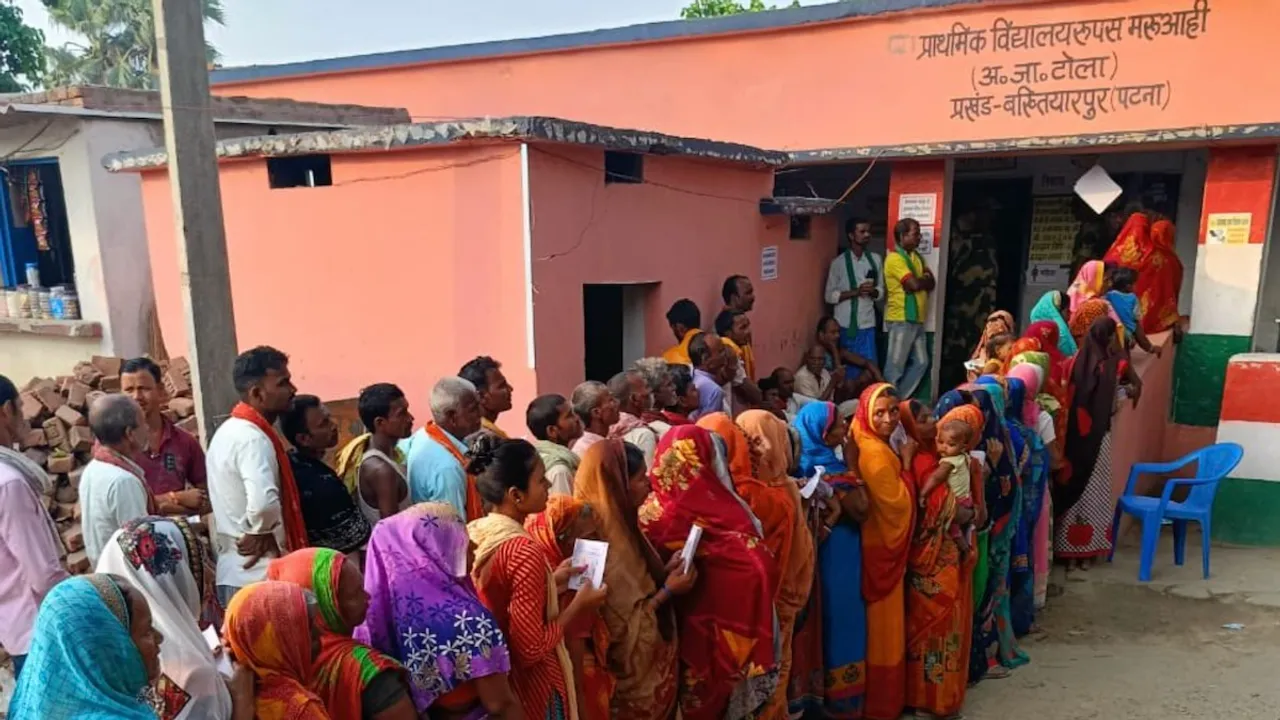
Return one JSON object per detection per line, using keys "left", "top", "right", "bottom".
{"left": 936, "top": 427, "right": 967, "bottom": 457}
{"left": 994, "top": 340, "right": 1014, "bottom": 360}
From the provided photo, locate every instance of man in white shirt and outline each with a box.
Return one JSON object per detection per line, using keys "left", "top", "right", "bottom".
{"left": 205, "top": 345, "right": 297, "bottom": 607}
{"left": 825, "top": 217, "right": 886, "bottom": 381}
{"left": 80, "top": 394, "right": 152, "bottom": 564}
{"left": 607, "top": 370, "right": 660, "bottom": 467}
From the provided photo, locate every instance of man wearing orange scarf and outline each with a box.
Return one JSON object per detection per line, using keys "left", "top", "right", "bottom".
{"left": 206, "top": 345, "right": 302, "bottom": 608}
{"left": 400, "top": 376, "right": 486, "bottom": 521}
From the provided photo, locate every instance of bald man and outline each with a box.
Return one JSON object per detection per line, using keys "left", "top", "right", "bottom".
{"left": 80, "top": 394, "right": 153, "bottom": 563}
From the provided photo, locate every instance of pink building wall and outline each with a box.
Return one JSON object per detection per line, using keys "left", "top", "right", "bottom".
{"left": 527, "top": 146, "right": 834, "bottom": 395}
{"left": 139, "top": 144, "right": 534, "bottom": 418}
{"left": 137, "top": 140, "right": 833, "bottom": 433}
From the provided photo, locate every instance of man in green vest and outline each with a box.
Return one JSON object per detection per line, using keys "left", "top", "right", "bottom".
{"left": 883, "top": 218, "right": 935, "bottom": 398}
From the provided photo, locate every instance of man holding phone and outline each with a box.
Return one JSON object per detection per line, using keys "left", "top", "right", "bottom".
{"left": 825, "top": 216, "right": 885, "bottom": 380}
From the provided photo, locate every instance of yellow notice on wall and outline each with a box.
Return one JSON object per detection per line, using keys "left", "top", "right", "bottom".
{"left": 1207, "top": 213, "right": 1252, "bottom": 245}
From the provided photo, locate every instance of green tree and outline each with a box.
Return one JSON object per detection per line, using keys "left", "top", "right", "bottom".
{"left": 41, "top": 0, "right": 225, "bottom": 89}
{"left": 680, "top": 0, "right": 799, "bottom": 19}
{"left": 0, "top": 1, "right": 46, "bottom": 92}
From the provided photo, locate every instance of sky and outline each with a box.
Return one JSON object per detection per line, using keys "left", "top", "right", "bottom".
{"left": 12, "top": 0, "right": 785, "bottom": 68}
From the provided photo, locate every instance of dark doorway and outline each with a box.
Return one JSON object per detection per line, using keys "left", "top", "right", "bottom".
{"left": 941, "top": 178, "right": 1034, "bottom": 390}
{"left": 583, "top": 285, "right": 624, "bottom": 382}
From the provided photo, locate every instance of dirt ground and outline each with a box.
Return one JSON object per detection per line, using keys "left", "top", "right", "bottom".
{"left": 962, "top": 578, "right": 1280, "bottom": 719}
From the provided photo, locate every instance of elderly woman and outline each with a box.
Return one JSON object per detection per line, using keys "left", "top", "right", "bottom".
{"left": 850, "top": 383, "right": 915, "bottom": 720}
{"left": 9, "top": 574, "right": 169, "bottom": 720}
{"left": 632, "top": 358, "right": 679, "bottom": 441}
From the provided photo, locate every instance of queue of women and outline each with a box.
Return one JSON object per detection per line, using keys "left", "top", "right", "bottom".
{"left": 8, "top": 211, "right": 1182, "bottom": 720}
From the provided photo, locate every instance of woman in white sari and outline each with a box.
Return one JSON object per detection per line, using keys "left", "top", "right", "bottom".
{"left": 97, "top": 515, "right": 246, "bottom": 720}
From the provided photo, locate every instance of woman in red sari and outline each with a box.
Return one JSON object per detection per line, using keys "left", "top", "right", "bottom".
{"left": 900, "top": 401, "right": 977, "bottom": 720}
{"left": 851, "top": 383, "right": 915, "bottom": 720}
{"left": 1105, "top": 213, "right": 1184, "bottom": 335}
{"left": 639, "top": 424, "right": 779, "bottom": 720}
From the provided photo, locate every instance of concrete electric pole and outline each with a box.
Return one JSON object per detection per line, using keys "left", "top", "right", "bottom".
{"left": 151, "top": 0, "right": 239, "bottom": 443}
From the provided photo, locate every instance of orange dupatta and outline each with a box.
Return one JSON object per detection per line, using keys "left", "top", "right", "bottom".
{"left": 851, "top": 384, "right": 914, "bottom": 602}
{"left": 225, "top": 581, "right": 330, "bottom": 720}
{"left": 525, "top": 497, "right": 616, "bottom": 720}
{"left": 231, "top": 403, "right": 308, "bottom": 552}
{"left": 423, "top": 421, "right": 486, "bottom": 521}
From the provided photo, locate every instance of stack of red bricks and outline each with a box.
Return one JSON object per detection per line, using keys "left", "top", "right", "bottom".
{"left": 15, "top": 356, "right": 198, "bottom": 575}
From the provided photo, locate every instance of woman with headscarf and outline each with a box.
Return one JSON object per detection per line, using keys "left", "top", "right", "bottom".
{"left": 963, "top": 385, "right": 1029, "bottom": 682}
{"left": 968, "top": 310, "right": 1017, "bottom": 379}
{"left": 1028, "top": 290, "right": 1079, "bottom": 356}
{"left": 466, "top": 436, "right": 610, "bottom": 720}
{"left": 734, "top": 410, "right": 816, "bottom": 720}
{"left": 574, "top": 440, "right": 690, "bottom": 720}
{"left": 355, "top": 502, "right": 520, "bottom": 718}
{"left": 850, "top": 383, "right": 915, "bottom": 720}
{"left": 1008, "top": 363, "right": 1057, "bottom": 607}
{"left": 223, "top": 581, "right": 330, "bottom": 719}
{"left": 900, "top": 400, "right": 976, "bottom": 719}
{"left": 95, "top": 517, "right": 246, "bottom": 720}
{"left": 640, "top": 425, "right": 779, "bottom": 720}
{"left": 1105, "top": 213, "right": 1184, "bottom": 336}
{"left": 9, "top": 574, "right": 165, "bottom": 719}
{"left": 525, "top": 496, "right": 616, "bottom": 720}
{"left": 1055, "top": 315, "right": 1132, "bottom": 569}
{"left": 266, "top": 548, "right": 414, "bottom": 720}
{"left": 1001, "top": 376, "right": 1048, "bottom": 637}
{"left": 791, "top": 402, "right": 868, "bottom": 719}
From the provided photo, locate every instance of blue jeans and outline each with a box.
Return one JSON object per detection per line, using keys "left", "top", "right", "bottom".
{"left": 884, "top": 321, "right": 929, "bottom": 399}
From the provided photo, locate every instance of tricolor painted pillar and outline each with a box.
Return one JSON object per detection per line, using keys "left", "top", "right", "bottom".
{"left": 886, "top": 159, "right": 950, "bottom": 401}
{"left": 1173, "top": 146, "right": 1277, "bottom": 427}
{"left": 1215, "top": 355, "right": 1280, "bottom": 545}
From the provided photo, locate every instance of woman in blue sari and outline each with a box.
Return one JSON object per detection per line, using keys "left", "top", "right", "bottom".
{"left": 965, "top": 382, "right": 1029, "bottom": 682}
{"left": 793, "top": 402, "right": 869, "bottom": 720}
{"left": 9, "top": 574, "right": 163, "bottom": 719}
{"left": 1002, "top": 376, "right": 1049, "bottom": 637}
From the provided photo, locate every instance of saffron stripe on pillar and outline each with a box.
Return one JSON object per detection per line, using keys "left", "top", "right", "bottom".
{"left": 1174, "top": 146, "right": 1277, "bottom": 427}
{"left": 1214, "top": 355, "right": 1280, "bottom": 546}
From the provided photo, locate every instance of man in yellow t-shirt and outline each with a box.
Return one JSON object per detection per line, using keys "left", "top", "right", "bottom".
{"left": 883, "top": 218, "right": 935, "bottom": 398}
{"left": 662, "top": 299, "right": 702, "bottom": 366}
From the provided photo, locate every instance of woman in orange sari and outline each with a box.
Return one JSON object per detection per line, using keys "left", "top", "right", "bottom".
{"left": 1105, "top": 213, "right": 1183, "bottom": 335}
{"left": 224, "top": 581, "right": 332, "bottom": 720}
{"left": 525, "top": 496, "right": 616, "bottom": 720}
{"left": 733, "top": 411, "right": 816, "bottom": 720}
{"left": 851, "top": 383, "right": 915, "bottom": 720}
{"left": 900, "top": 400, "right": 976, "bottom": 720}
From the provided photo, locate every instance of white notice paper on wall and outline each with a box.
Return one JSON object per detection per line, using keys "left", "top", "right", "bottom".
{"left": 918, "top": 226, "right": 935, "bottom": 254}
{"left": 568, "top": 539, "right": 608, "bottom": 591}
{"left": 898, "top": 193, "right": 938, "bottom": 225}
{"left": 681, "top": 525, "right": 704, "bottom": 573}
{"left": 761, "top": 246, "right": 779, "bottom": 281}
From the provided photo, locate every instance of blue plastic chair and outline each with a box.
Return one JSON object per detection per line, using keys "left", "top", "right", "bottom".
{"left": 1107, "top": 442, "right": 1243, "bottom": 582}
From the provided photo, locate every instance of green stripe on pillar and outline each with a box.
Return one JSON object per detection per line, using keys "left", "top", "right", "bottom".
{"left": 1172, "top": 333, "right": 1250, "bottom": 426}
{"left": 1212, "top": 477, "right": 1280, "bottom": 546}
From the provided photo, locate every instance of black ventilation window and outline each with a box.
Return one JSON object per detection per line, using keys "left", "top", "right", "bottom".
{"left": 604, "top": 151, "right": 643, "bottom": 184}
{"left": 790, "top": 215, "right": 812, "bottom": 239}
{"left": 267, "top": 154, "right": 333, "bottom": 189}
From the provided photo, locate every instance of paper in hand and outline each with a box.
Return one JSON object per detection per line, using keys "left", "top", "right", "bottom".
{"left": 568, "top": 539, "right": 608, "bottom": 591}
{"left": 203, "top": 625, "right": 234, "bottom": 678}
{"left": 680, "top": 525, "right": 704, "bottom": 574}
{"left": 801, "top": 465, "right": 825, "bottom": 500}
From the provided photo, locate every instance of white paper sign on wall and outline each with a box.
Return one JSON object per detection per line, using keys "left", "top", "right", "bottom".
{"left": 898, "top": 193, "right": 937, "bottom": 225}
{"left": 761, "top": 246, "right": 779, "bottom": 281}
